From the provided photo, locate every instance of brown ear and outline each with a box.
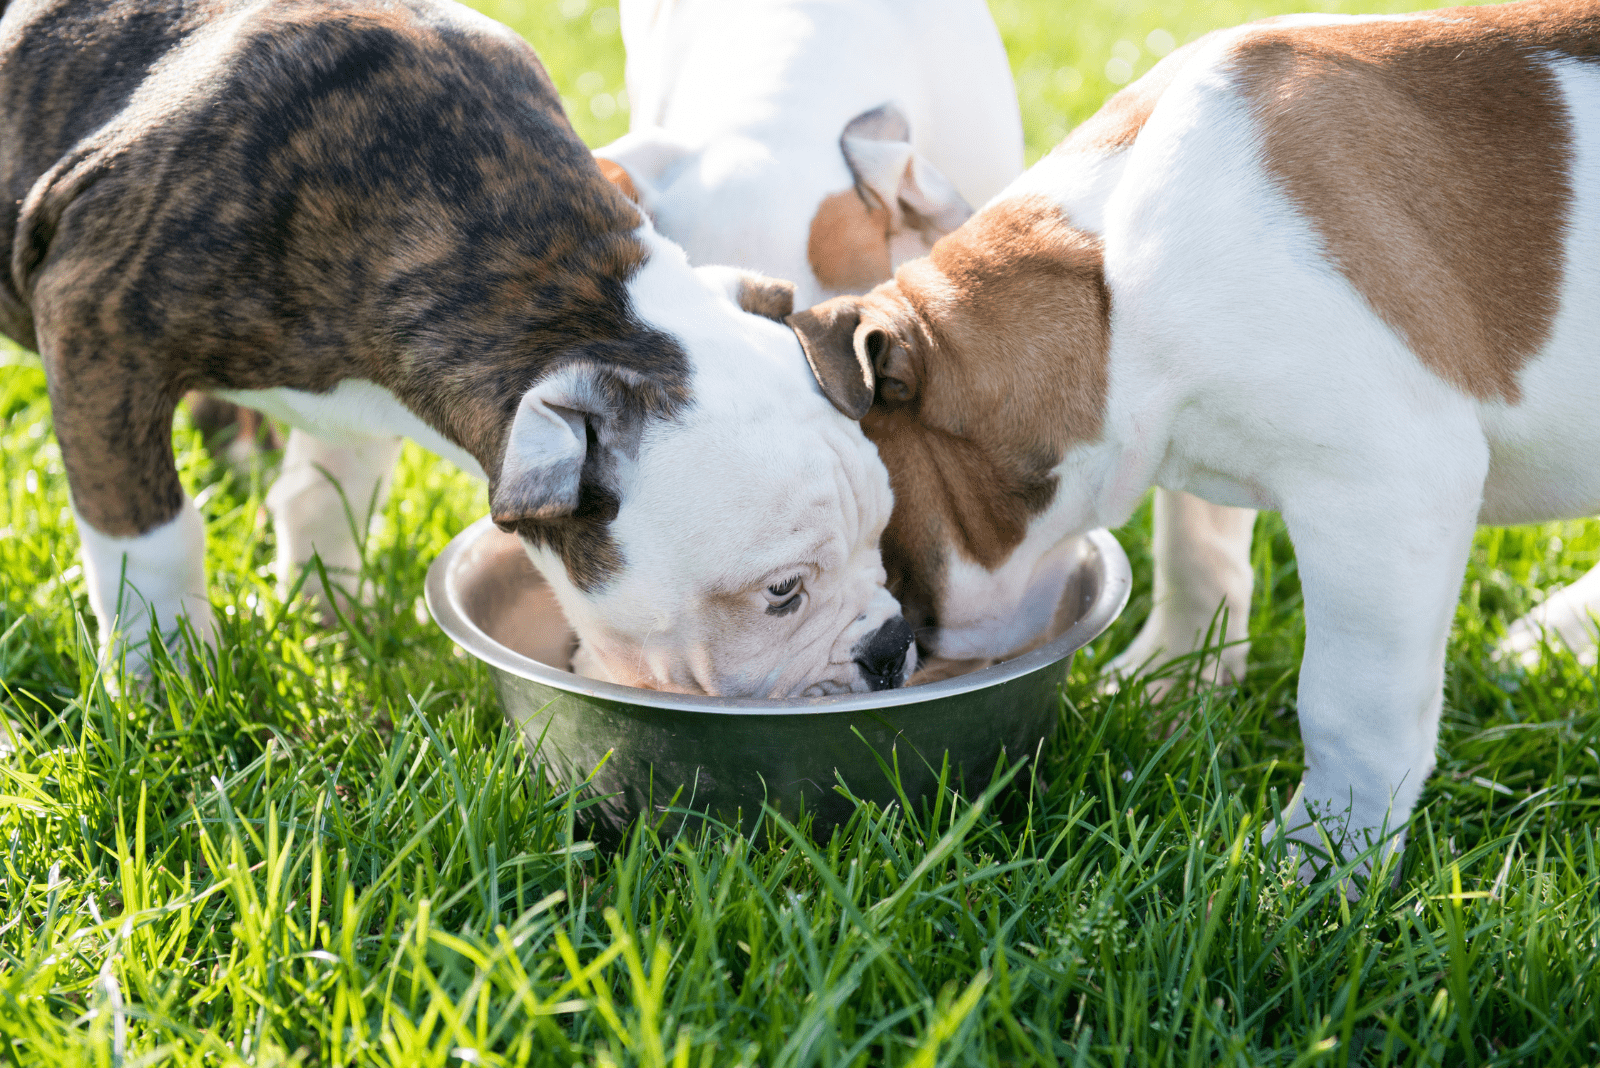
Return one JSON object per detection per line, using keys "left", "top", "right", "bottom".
{"left": 736, "top": 274, "right": 796, "bottom": 321}
{"left": 786, "top": 299, "right": 874, "bottom": 419}
{"left": 594, "top": 156, "right": 640, "bottom": 204}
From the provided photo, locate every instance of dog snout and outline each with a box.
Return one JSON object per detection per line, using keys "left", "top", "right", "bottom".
{"left": 852, "top": 615, "right": 915, "bottom": 691}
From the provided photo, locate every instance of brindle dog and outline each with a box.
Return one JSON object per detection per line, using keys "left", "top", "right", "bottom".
{"left": 1, "top": 0, "right": 914, "bottom": 696}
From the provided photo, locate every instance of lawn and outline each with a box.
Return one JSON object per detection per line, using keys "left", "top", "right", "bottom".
{"left": 3, "top": 0, "right": 1599, "bottom": 1064}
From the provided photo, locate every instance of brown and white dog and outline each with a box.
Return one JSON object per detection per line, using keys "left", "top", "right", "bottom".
{"left": 790, "top": 0, "right": 1600, "bottom": 862}
{"left": 1, "top": 0, "right": 916, "bottom": 697}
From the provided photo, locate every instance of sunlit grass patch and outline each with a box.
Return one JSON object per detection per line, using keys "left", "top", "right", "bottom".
{"left": 3, "top": 0, "right": 1599, "bottom": 1062}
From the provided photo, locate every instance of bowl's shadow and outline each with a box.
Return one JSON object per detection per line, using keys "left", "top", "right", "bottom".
{"left": 427, "top": 517, "right": 1131, "bottom": 843}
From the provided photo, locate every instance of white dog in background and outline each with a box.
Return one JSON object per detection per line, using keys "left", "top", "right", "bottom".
{"left": 593, "top": 0, "right": 1024, "bottom": 311}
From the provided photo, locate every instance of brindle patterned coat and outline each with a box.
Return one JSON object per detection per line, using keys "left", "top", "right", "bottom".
{"left": 0, "top": 0, "right": 686, "bottom": 586}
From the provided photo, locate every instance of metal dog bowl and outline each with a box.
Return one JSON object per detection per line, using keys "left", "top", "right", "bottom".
{"left": 426, "top": 516, "right": 1131, "bottom": 840}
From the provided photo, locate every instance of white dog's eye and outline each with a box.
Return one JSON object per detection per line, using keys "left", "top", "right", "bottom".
{"left": 765, "top": 575, "right": 803, "bottom": 616}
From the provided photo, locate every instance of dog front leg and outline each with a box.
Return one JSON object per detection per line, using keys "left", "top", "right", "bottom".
{"left": 74, "top": 498, "right": 212, "bottom": 674}
{"left": 266, "top": 428, "right": 402, "bottom": 618}
{"left": 46, "top": 367, "right": 212, "bottom": 675}
{"left": 1110, "top": 488, "right": 1256, "bottom": 690}
{"left": 1278, "top": 477, "right": 1480, "bottom": 884}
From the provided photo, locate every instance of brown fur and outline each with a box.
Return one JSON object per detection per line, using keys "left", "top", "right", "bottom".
{"left": 1232, "top": 1, "right": 1596, "bottom": 403}
{"left": 807, "top": 189, "right": 892, "bottom": 293}
{"left": 735, "top": 274, "right": 796, "bottom": 321}
{"left": 795, "top": 196, "right": 1111, "bottom": 634}
{"left": 595, "top": 156, "right": 639, "bottom": 203}
{"left": 2, "top": 0, "right": 684, "bottom": 591}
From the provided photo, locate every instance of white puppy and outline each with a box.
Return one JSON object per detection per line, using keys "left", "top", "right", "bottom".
{"left": 789, "top": 0, "right": 1600, "bottom": 862}
{"left": 592, "top": 0, "right": 1024, "bottom": 310}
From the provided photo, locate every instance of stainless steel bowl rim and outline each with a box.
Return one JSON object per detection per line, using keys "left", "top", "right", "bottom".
{"left": 426, "top": 515, "right": 1132, "bottom": 716}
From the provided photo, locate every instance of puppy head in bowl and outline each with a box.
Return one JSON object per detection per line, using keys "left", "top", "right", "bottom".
{"left": 787, "top": 198, "right": 1110, "bottom": 664}
{"left": 491, "top": 247, "right": 914, "bottom": 698}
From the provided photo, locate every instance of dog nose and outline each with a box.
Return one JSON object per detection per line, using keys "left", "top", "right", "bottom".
{"left": 853, "top": 615, "right": 914, "bottom": 691}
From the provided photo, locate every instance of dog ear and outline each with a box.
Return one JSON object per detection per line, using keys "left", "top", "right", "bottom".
{"left": 595, "top": 157, "right": 641, "bottom": 204}
{"left": 867, "top": 328, "right": 919, "bottom": 406}
{"left": 491, "top": 373, "right": 597, "bottom": 529}
{"left": 696, "top": 265, "right": 796, "bottom": 321}
{"left": 736, "top": 274, "right": 796, "bottom": 321}
{"left": 592, "top": 129, "right": 693, "bottom": 216}
{"left": 841, "top": 103, "right": 973, "bottom": 254}
{"left": 786, "top": 299, "right": 875, "bottom": 419}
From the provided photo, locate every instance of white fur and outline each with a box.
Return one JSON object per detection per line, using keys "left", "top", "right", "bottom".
{"left": 596, "top": 0, "right": 1024, "bottom": 308}
{"left": 939, "top": 31, "right": 1600, "bottom": 863}
{"left": 76, "top": 497, "right": 212, "bottom": 674}
{"left": 264, "top": 429, "right": 404, "bottom": 615}
{"left": 519, "top": 230, "right": 904, "bottom": 696}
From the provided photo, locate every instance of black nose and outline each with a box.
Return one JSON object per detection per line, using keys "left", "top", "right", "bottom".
{"left": 853, "top": 616, "right": 914, "bottom": 691}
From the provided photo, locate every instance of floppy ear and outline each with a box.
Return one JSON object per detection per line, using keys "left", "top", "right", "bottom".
{"left": 841, "top": 103, "right": 973, "bottom": 253}
{"left": 592, "top": 128, "right": 693, "bottom": 215}
{"left": 595, "top": 157, "right": 641, "bottom": 204}
{"left": 786, "top": 299, "right": 874, "bottom": 419}
{"left": 696, "top": 265, "right": 797, "bottom": 322}
{"left": 736, "top": 275, "right": 795, "bottom": 321}
{"left": 491, "top": 374, "right": 596, "bottom": 529}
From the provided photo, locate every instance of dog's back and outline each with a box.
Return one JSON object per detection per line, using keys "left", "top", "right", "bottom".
{"left": 1026, "top": 2, "right": 1600, "bottom": 524}
{"left": 0, "top": 0, "right": 609, "bottom": 397}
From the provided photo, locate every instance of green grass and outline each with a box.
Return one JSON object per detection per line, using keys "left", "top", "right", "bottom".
{"left": 3, "top": 0, "right": 1599, "bottom": 1063}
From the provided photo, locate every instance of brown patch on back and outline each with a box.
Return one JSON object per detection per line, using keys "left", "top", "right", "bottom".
{"left": 595, "top": 156, "right": 639, "bottom": 203}
{"left": 853, "top": 196, "right": 1110, "bottom": 622}
{"left": 1234, "top": 2, "right": 1597, "bottom": 402}
{"left": 807, "top": 189, "right": 892, "bottom": 292}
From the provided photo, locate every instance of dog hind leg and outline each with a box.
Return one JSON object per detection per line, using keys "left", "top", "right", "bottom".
{"left": 266, "top": 428, "right": 403, "bottom": 620}
{"left": 1109, "top": 488, "right": 1256, "bottom": 691}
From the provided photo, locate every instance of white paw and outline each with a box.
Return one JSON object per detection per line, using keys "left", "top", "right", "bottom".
{"left": 76, "top": 499, "right": 214, "bottom": 678}
{"left": 1495, "top": 572, "right": 1600, "bottom": 669}
{"left": 1262, "top": 787, "right": 1407, "bottom": 899}
{"left": 1106, "top": 608, "right": 1248, "bottom": 697}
